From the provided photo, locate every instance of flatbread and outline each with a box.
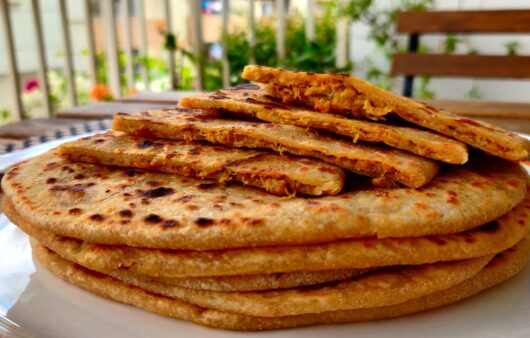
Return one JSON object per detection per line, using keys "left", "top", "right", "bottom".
{"left": 2, "top": 151, "right": 527, "bottom": 250}
{"left": 114, "top": 268, "right": 373, "bottom": 292}
{"left": 33, "top": 239, "right": 492, "bottom": 317}
{"left": 6, "top": 193, "right": 529, "bottom": 277}
{"left": 32, "top": 236, "right": 530, "bottom": 330}
{"left": 108, "top": 254, "right": 493, "bottom": 317}
{"left": 58, "top": 131, "right": 346, "bottom": 196}
{"left": 112, "top": 109, "right": 440, "bottom": 188}
{"left": 179, "top": 85, "right": 468, "bottom": 164}
{"left": 241, "top": 66, "right": 530, "bottom": 161}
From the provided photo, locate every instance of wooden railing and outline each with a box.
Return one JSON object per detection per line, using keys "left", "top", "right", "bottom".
{"left": 0, "top": 0, "right": 323, "bottom": 121}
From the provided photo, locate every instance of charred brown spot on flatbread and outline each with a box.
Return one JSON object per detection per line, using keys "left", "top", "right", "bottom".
{"left": 162, "top": 219, "right": 180, "bottom": 228}
{"left": 68, "top": 208, "right": 82, "bottom": 215}
{"left": 119, "top": 209, "right": 133, "bottom": 218}
{"left": 89, "top": 214, "right": 104, "bottom": 222}
{"left": 144, "top": 214, "right": 163, "bottom": 224}
{"left": 195, "top": 217, "right": 214, "bottom": 227}
{"left": 140, "top": 187, "right": 175, "bottom": 198}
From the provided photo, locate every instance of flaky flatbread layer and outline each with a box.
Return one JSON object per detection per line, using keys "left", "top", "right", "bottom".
{"left": 58, "top": 131, "right": 346, "bottom": 196}
{"left": 112, "top": 109, "right": 440, "bottom": 188}
{"left": 242, "top": 66, "right": 530, "bottom": 161}
{"left": 179, "top": 85, "right": 468, "bottom": 164}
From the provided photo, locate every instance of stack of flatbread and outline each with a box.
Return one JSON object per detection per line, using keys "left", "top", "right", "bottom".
{"left": 3, "top": 65, "right": 530, "bottom": 331}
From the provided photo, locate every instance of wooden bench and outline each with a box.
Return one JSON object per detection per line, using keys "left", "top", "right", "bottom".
{"left": 392, "top": 9, "right": 530, "bottom": 119}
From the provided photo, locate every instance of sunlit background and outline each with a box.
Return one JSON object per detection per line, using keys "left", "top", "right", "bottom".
{"left": 1, "top": 0, "right": 530, "bottom": 126}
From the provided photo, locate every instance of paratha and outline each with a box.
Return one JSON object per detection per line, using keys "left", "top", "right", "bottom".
{"left": 112, "top": 109, "right": 439, "bottom": 188}
{"left": 2, "top": 151, "right": 527, "bottom": 250}
{"left": 58, "top": 131, "right": 346, "bottom": 197}
{"left": 6, "top": 193, "right": 529, "bottom": 277}
{"left": 114, "top": 268, "right": 373, "bottom": 292}
{"left": 107, "top": 254, "right": 493, "bottom": 317}
{"left": 179, "top": 85, "right": 468, "bottom": 164}
{"left": 241, "top": 65, "right": 530, "bottom": 161}
{"left": 32, "top": 236, "right": 530, "bottom": 330}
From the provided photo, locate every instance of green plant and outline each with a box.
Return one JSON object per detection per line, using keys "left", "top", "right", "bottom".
{"left": 444, "top": 34, "right": 463, "bottom": 54}
{"left": 465, "top": 85, "right": 482, "bottom": 99}
{"left": 0, "top": 108, "right": 10, "bottom": 120}
{"left": 198, "top": 4, "right": 350, "bottom": 90}
{"left": 504, "top": 40, "right": 520, "bottom": 56}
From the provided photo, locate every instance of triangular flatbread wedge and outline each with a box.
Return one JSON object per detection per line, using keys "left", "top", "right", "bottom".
{"left": 112, "top": 109, "right": 440, "bottom": 188}
{"left": 179, "top": 85, "right": 468, "bottom": 164}
{"left": 241, "top": 65, "right": 530, "bottom": 161}
{"left": 58, "top": 131, "right": 346, "bottom": 196}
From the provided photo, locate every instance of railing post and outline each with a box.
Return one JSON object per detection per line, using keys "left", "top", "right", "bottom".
{"left": 335, "top": 18, "right": 349, "bottom": 69}
{"left": 136, "top": 0, "right": 149, "bottom": 90}
{"left": 164, "top": 0, "right": 177, "bottom": 89}
{"left": 248, "top": 0, "right": 256, "bottom": 64}
{"left": 101, "top": 0, "right": 121, "bottom": 97}
{"left": 221, "top": 0, "right": 230, "bottom": 87}
{"left": 30, "top": 0, "right": 53, "bottom": 117}
{"left": 123, "top": 0, "right": 135, "bottom": 91}
{"left": 0, "top": 0, "right": 23, "bottom": 120}
{"left": 84, "top": 0, "right": 97, "bottom": 86}
{"left": 189, "top": 0, "right": 204, "bottom": 90}
{"left": 59, "top": 0, "right": 77, "bottom": 107}
{"left": 403, "top": 33, "right": 419, "bottom": 97}
{"left": 306, "top": 0, "right": 315, "bottom": 41}
{"left": 276, "top": 0, "right": 286, "bottom": 65}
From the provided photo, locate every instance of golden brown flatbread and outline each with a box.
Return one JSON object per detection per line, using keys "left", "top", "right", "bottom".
{"left": 31, "top": 236, "right": 530, "bottom": 330}
{"left": 107, "top": 254, "right": 493, "bottom": 317}
{"left": 2, "top": 151, "right": 527, "bottom": 251}
{"left": 179, "top": 85, "right": 468, "bottom": 164}
{"left": 58, "top": 131, "right": 346, "bottom": 197}
{"left": 241, "top": 66, "right": 530, "bottom": 161}
{"left": 5, "top": 192, "right": 529, "bottom": 277}
{"left": 112, "top": 109, "right": 440, "bottom": 188}
{"left": 114, "top": 268, "right": 373, "bottom": 292}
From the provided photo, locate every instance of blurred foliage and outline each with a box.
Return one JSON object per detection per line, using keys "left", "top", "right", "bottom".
{"left": 444, "top": 34, "right": 462, "bottom": 54}
{"left": 504, "top": 40, "right": 520, "bottom": 56}
{"left": 200, "top": 3, "right": 350, "bottom": 90}
{"left": 0, "top": 108, "right": 9, "bottom": 120}
{"left": 338, "top": 0, "right": 434, "bottom": 97}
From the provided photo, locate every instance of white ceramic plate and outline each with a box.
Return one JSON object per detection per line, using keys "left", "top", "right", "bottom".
{"left": 1, "top": 136, "right": 530, "bottom": 338}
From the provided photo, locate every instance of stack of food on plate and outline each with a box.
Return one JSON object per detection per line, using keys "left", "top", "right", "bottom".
{"left": 2, "top": 66, "right": 530, "bottom": 331}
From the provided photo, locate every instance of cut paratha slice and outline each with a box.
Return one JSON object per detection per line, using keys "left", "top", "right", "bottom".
{"left": 112, "top": 109, "right": 440, "bottom": 188}
{"left": 6, "top": 190, "right": 529, "bottom": 277}
{"left": 242, "top": 65, "right": 530, "bottom": 161}
{"left": 58, "top": 131, "right": 346, "bottom": 197}
{"left": 31, "top": 236, "right": 530, "bottom": 331}
{"left": 2, "top": 151, "right": 527, "bottom": 251}
{"left": 179, "top": 85, "right": 468, "bottom": 164}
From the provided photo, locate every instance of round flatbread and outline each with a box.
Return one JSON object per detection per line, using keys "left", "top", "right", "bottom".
{"left": 6, "top": 193, "right": 529, "bottom": 277}
{"left": 34, "top": 240, "right": 492, "bottom": 317}
{"left": 32, "top": 236, "right": 530, "bottom": 330}
{"left": 2, "top": 151, "right": 527, "bottom": 250}
{"left": 110, "top": 268, "right": 373, "bottom": 292}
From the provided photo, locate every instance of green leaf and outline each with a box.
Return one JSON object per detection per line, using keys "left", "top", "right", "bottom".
{"left": 164, "top": 33, "right": 177, "bottom": 51}
{"left": 504, "top": 40, "right": 520, "bottom": 56}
